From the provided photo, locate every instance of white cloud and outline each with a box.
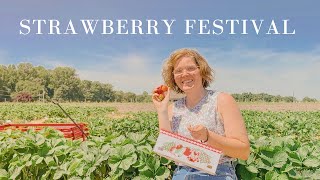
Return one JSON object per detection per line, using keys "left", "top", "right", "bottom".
{"left": 75, "top": 46, "right": 320, "bottom": 99}
{"left": 201, "top": 47, "right": 320, "bottom": 100}
{"left": 77, "top": 52, "right": 164, "bottom": 94}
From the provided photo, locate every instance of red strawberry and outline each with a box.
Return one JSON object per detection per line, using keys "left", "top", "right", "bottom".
{"left": 183, "top": 148, "right": 192, "bottom": 156}
{"left": 155, "top": 88, "right": 163, "bottom": 95}
{"left": 158, "top": 94, "right": 165, "bottom": 101}
{"left": 161, "top": 85, "right": 168, "bottom": 92}
{"left": 153, "top": 85, "right": 168, "bottom": 102}
{"left": 169, "top": 147, "right": 175, "bottom": 152}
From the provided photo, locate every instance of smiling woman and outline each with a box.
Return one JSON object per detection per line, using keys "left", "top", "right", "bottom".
{"left": 19, "top": 19, "right": 176, "bottom": 35}
{"left": 152, "top": 48, "right": 250, "bottom": 179}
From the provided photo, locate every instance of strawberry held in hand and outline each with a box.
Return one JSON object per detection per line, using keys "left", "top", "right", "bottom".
{"left": 154, "top": 85, "right": 168, "bottom": 101}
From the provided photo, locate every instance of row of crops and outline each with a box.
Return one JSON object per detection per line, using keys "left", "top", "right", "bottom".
{"left": 0, "top": 103, "right": 320, "bottom": 179}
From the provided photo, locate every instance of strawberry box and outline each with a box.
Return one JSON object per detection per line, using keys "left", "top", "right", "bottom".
{"left": 153, "top": 129, "right": 222, "bottom": 175}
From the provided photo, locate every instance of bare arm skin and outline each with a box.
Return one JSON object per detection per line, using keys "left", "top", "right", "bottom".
{"left": 152, "top": 88, "right": 172, "bottom": 132}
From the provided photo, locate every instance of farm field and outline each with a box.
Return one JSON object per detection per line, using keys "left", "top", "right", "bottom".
{"left": 102, "top": 102, "right": 320, "bottom": 113}
{"left": 0, "top": 102, "right": 320, "bottom": 179}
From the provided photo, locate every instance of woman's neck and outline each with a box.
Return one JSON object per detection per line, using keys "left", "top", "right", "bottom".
{"left": 185, "top": 88, "right": 207, "bottom": 109}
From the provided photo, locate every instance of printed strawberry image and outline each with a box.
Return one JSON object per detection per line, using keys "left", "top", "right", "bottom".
{"left": 153, "top": 85, "right": 168, "bottom": 101}
{"left": 183, "top": 148, "right": 201, "bottom": 163}
{"left": 176, "top": 144, "right": 183, "bottom": 149}
{"left": 183, "top": 147, "right": 192, "bottom": 156}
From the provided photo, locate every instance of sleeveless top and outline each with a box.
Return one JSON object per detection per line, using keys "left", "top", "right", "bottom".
{"left": 171, "top": 90, "right": 235, "bottom": 163}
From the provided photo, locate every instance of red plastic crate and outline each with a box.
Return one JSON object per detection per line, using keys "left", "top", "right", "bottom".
{"left": 0, "top": 123, "right": 89, "bottom": 141}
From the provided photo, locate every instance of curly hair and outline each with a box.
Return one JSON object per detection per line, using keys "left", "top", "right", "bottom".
{"left": 162, "top": 48, "right": 214, "bottom": 93}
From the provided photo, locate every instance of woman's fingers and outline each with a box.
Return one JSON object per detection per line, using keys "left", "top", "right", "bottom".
{"left": 188, "top": 124, "right": 207, "bottom": 140}
{"left": 152, "top": 93, "right": 160, "bottom": 102}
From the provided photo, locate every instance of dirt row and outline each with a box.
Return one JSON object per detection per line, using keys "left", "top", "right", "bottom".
{"left": 105, "top": 102, "right": 320, "bottom": 113}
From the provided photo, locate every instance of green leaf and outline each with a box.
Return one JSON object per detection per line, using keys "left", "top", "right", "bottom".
{"left": 287, "top": 169, "right": 302, "bottom": 179}
{"left": 297, "top": 146, "right": 309, "bottom": 160}
{"left": 237, "top": 159, "right": 247, "bottom": 165}
{"left": 111, "top": 135, "right": 127, "bottom": 146}
{"left": 236, "top": 165, "right": 257, "bottom": 180}
{"left": 75, "top": 164, "right": 85, "bottom": 176}
{"left": 256, "top": 158, "right": 273, "bottom": 171}
{"left": 109, "top": 168, "right": 124, "bottom": 179}
{"left": 280, "top": 163, "right": 294, "bottom": 173}
{"left": 40, "top": 169, "right": 52, "bottom": 180}
{"left": 146, "top": 157, "right": 160, "bottom": 172}
{"left": 265, "top": 171, "right": 279, "bottom": 180}
{"left": 303, "top": 157, "right": 320, "bottom": 168}
{"left": 109, "top": 144, "right": 137, "bottom": 171}
{"left": 140, "top": 169, "right": 154, "bottom": 178}
{"left": 68, "top": 159, "right": 82, "bottom": 174}
{"left": 127, "top": 133, "right": 146, "bottom": 144}
{"left": 85, "top": 167, "right": 97, "bottom": 177}
{"left": 45, "top": 156, "right": 55, "bottom": 166}
{"left": 119, "top": 153, "right": 137, "bottom": 170}
{"left": 68, "top": 177, "right": 82, "bottom": 180}
{"left": 301, "top": 169, "right": 314, "bottom": 178}
{"left": 108, "top": 157, "right": 121, "bottom": 171}
{"left": 137, "top": 145, "right": 153, "bottom": 154}
{"left": 25, "top": 160, "right": 32, "bottom": 167}
{"left": 277, "top": 173, "right": 289, "bottom": 180}
{"left": 53, "top": 169, "right": 65, "bottom": 180}
{"left": 246, "top": 165, "right": 259, "bottom": 174}
{"left": 101, "top": 144, "right": 111, "bottom": 154}
{"left": 10, "top": 167, "right": 22, "bottom": 180}
{"left": 38, "top": 146, "right": 51, "bottom": 157}
{"left": 0, "top": 169, "right": 8, "bottom": 178}
{"left": 287, "top": 151, "right": 302, "bottom": 166}
{"left": 260, "top": 151, "right": 274, "bottom": 164}
{"left": 246, "top": 153, "right": 255, "bottom": 165}
{"left": 273, "top": 151, "right": 288, "bottom": 168}
{"left": 311, "top": 169, "right": 320, "bottom": 179}
{"left": 36, "top": 156, "right": 44, "bottom": 165}
{"left": 22, "top": 154, "right": 32, "bottom": 162}
{"left": 160, "top": 157, "right": 171, "bottom": 165}
{"left": 155, "top": 166, "right": 170, "bottom": 180}
{"left": 35, "top": 134, "right": 45, "bottom": 146}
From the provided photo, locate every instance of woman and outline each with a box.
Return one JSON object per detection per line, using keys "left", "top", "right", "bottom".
{"left": 152, "top": 48, "right": 250, "bottom": 179}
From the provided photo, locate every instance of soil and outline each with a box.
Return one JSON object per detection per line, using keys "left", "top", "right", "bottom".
{"left": 104, "top": 102, "right": 320, "bottom": 113}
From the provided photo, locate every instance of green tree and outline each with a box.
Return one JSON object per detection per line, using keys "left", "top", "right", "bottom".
{"left": 302, "top": 97, "right": 317, "bottom": 102}
{"left": 50, "top": 67, "right": 83, "bottom": 101}
{"left": 15, "top": 80, "right": 43, "bottom": 98}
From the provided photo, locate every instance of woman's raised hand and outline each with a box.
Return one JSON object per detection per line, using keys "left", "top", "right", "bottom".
{"left": 152, "top": 85, "right": 170, "bottom": 113}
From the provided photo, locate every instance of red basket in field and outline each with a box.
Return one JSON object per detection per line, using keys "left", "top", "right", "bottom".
{"left": 0, "top": 123, "right": 89, "bottom": 140}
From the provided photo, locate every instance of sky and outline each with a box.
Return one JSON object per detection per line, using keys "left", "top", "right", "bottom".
{"left": 1, "top": 0, "right": 320, "bottom": 100}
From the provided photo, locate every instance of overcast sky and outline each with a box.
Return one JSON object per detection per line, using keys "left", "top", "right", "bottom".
{"left": 1, "top": 0, "right": 320, "bottom": 100}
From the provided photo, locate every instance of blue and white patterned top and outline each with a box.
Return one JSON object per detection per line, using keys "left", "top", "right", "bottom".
{"left": 172, "top": 89, "right": 235, "bottom": 163}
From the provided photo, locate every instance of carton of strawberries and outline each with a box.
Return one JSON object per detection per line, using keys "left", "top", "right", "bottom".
{"left": 153, "top": 129, "right": 222, "bottom": 175}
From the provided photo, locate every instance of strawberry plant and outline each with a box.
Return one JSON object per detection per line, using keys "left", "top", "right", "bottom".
{"left": 0, "top": 103, "right": 320, "bottom": 179}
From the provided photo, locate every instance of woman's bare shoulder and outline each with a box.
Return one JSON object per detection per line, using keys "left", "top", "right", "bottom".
{"left": 217, "top": 92, "right": 238, "bottom": 112}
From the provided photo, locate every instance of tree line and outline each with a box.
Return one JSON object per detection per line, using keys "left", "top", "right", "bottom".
{"left": 0, "top": 63, "right": 150, "bottom": 102}
{"left": 232, "top": 92, "right": 317, "bottom": 103}
{"left": 0, "top": 63, "right": 318, "bottom": 102}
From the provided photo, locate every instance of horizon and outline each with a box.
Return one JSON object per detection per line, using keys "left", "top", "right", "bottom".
{"left": 1, "top": 62, "right": 316, "bottom": 101}
{"left": 1, "top": 1, "right": 320, "bottom": 100}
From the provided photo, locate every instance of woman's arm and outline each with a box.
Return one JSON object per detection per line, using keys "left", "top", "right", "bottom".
{"left": 152, "top": 88, "right": 173, "bottom": 132}
{"left": 207, "top": 92, "right": 250, "bottom": 160}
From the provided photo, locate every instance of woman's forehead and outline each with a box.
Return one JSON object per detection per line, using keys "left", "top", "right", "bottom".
{"left": 174, "top": 56, "right": 196, "bottom": 67}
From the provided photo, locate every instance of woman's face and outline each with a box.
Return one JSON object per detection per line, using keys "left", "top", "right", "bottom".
{"left": 173, "top": 56, "right": 203, "bottom": 93}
